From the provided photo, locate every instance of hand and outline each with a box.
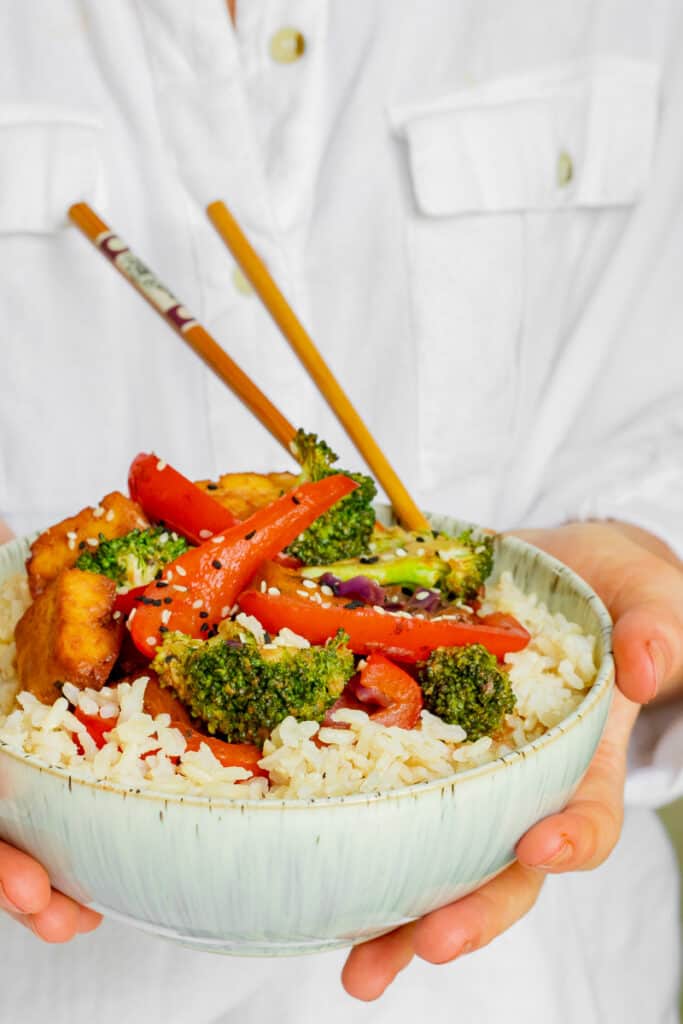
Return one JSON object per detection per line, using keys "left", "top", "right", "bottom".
{"left": 342, "top": 521, "right": 683, "bottom": 1000}
{"left": 0, "top": 520, "right": 102, "bottom": 941}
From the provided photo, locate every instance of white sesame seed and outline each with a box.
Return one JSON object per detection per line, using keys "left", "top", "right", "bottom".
{"left": 192, "top": 599, "right": 203, "bottom": 609}
{"left": 113, "top": 611, "right": 122, "bottom": 621}
{"left": 67, "top": 540, "right": 76, "bottom": 551}
{"left": 86, "top": 537, "right": 99, "bottom": 548}
{"left": 260, "top": 580, "right": 267, "bottom": 593}
{"left": 161, "top": 609, "right": 171, "bottom": 625}
{"left": 220, "top": 606, "right": 230, "bottom": 618}
{"left": 320, "top": 585, "right": 334, "bottom": 597}
{"left": 302, "top": 579, "right": 316, "bottom": 589}
{"left": 297, "top": 589, "right": 310, "bottom": 599}
{"left": 159, "top": 532, "right": 169, "bottom": 544}
{"left": 199, "top": 529, "right": 212, "bottom": 539}
{"left": 267, "top": 586, "right": 281, "bottom": 597}
{"left": 92, "top": 505, "right": 105, "bottom": 519}
{"left": 212, "top": 536, "right": 225, "bottom": 544}
{"left": 173, "top": 584, "right": 188, "bottom": 592}
{"left": 146, "top": 636, "right": 158, "bottom": 646}
{"left": 129, "top": 608, "right": 136, "bottom": 622}
{"left": 66, "top": 530, "right": 78, "bottom": 541}
{"left": 175, "top": 565, "right": 187, "bottom": 577}
{"left": 166, "top": 570, "right": 173, "bottom": 580}
{"left": 396, "top": 548, "right": 408, "bottom": 557}
{"left": 416, "top": 548, "right": 425, "bottom": 557}
{"left": 156, "top": 460, "right": 167, "bottom": 471}
{"left": 415, "top": 591, "right": 430, "bottom": 601}
{"left": 105, "top": 509, "right": 115, "bottom": 522}
{"left": 372, "top": 605, "right": 386, "bottom": 614}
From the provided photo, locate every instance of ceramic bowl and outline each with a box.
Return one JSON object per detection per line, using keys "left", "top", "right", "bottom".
{"left": 0, "top": 516, "right": 613, "bottom": 956}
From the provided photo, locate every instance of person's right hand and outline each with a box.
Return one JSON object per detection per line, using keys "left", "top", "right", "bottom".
{"left": 0, "top": 841, "right": 102, "bottom": 941}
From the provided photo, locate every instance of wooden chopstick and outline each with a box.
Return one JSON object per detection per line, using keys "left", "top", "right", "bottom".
{"left": 206, "top": 200, "right": 430, "bottom": 533}
{"left": 68, "top": 203, "right": 296, "bottom": 453}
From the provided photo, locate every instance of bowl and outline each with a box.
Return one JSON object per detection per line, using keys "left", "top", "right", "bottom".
{"left": 0, "top": 515, "right": 614, "bottom": 956}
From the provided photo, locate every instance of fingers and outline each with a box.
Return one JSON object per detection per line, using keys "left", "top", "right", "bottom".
{"left": 0, "top": 840, "right": 103, "bottom": 942}
{"left": 517, "top": 690, "right": 638, "bottom": 872}
{"left": 612, "top": 599, "right": 683, "bottom": 702}
{"left": 342, "top": 923, "right": 416, "bottom": 1001}
{"left": 412, "top": 861, "right": 543, "bottom": 964}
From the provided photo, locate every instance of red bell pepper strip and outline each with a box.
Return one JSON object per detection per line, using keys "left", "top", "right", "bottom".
{"left": 238, "top": 565, "right": 530, "bottom": 663}
{"left": 171, "top": 723, "right": 268, "bottom": 779}
{"left": 128, "top": 452, "right": 239, "bottom": 544}
{"left": 73, "top": 707, "right": 113, "bottom": 752}
{"left": 113, "top": 585, "right": 146, "bottom": 616}
{"left": 353, "top": 654, "right": 423, "bottom": 728}
{"left": 130, "top": 474, "right": 358, "bottom": 657}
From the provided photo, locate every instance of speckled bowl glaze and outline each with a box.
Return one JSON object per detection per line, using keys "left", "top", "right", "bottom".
{"left": 0, "top": 515, "right": 614, "bottom": 956}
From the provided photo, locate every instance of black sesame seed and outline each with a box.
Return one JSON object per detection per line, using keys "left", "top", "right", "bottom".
{"left": 154, "top": 569, "right": 163, "bottom": 580}
{"left": 207, "top": 483, "right": 218, "bottom": 491}
{"left": 200, "top": 623, "right": 209, "bottom": 633}
{"left": 264, "top": 631, "right": 272, "bottom": 644}
{"left": 244, "top": 530, "right": 256, "bottom": 540}
{"left": 159, "top": 625, "right": 168, "bottom": 634}
{"left": 163, "top": 597, "right": 173, "bottom": 605}
{"left": 199, "top": 611, "right": 209, "bottom": 619}
{"left": 416, "top": 536, "right": 425, "bottom": 543}
{"left": 359, "top": 555, "right": 379, "bottom": 564}
{"left": 344, "top": 600, "right": 365, "bottom": 610}
{"left": 401, "top": 586, "right": 413, "bottom": 596}
{"left": 78, "top": 541, "right": 86, "bottom": 550}
{"left": 212, "top": 559, "right": 222, "bottom": 569}
{"left": 291, "top": 495, "right": 301, "bottom": 505}
{"left": 155, "top": 580, "right": 169, "bottom": 589}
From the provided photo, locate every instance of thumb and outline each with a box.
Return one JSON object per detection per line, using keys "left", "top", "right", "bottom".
{"left": 612, "top": 596, "right": 683, "bottom": 703}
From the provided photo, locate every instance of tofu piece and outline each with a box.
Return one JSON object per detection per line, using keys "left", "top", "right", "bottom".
{"left": 27, "top": 491, "right": 149, "bottom": 598}
{"left": 15, "top": 569, "right": 123, "bottom": 705}
{"left": 194, "top": 472, "right": 298, "bottom": 520}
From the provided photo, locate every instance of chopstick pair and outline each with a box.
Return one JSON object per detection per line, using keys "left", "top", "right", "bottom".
{"left": 68, "top": 201, "right": 429, "bottom": 532}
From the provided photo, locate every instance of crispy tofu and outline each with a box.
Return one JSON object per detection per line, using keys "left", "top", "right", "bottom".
{"left": 194, "top": 472, "right": 298, "bottom": 520}
{"left": 27, "top": 491, "right": 149, "bottom": 598}
{"left": 15, "top": 569, "right": 123, "bottom": 704}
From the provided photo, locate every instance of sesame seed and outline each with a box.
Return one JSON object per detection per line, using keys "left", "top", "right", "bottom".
{"left": 220, "top": 606, "right": 230, "bottom": 618}
{"left": 159, "top": 532, "right": 169, "bottom": 544}
{"left": 320, "top": 585, "right": 334, "bottom": 597}
{"left": 164, "top": 597, "right": 173, "bottom": 605}
{"left": 175, "top": 565, "right": 187, "bottom": 577}
{"left": 267, "top": 586, "right": 281, "bottom": 597}
{"left": 200, "top": 623, "right": 209, "bottom": 633}
{"left": 199, "top": 611, "right": 209, "bottom": 619}
{"left": 166, "top": 570, "right": 173, "bottom": 580}
{"left": 93, "top": 505, "right": 105, "bottom": 519}
{"left": 212, "top": 559, "right": 222, "bottom": 570}
{"left": 156, "top": 460, "right": 167, "bottom": 471}
{"left": 292, "top": 495, "right": 301, "bottom": 505}
{"left": 372, "top": 605, "right": 386, "bottom": 615}
{"left": 67, "top": 540, "right": 76, "bottom": 551}
{"left": 129, "top": 608, "right": 137, "bottom": 622}
{"left": 113, "top": 611, "right": 122, "bottom": 621}
{"left": 199, "top": 529, "right": 213, "bottom": 539}
{"left": 192, "top": 599, "right": 203, "bottom": 609}
{"left": 302, "top": 579, "right": 316, "bottom": 589}
{"left": 244, "top": 530, "right": 256, "bottom": 540}
{"left": 416, "top": 548, "right": 425, "bottom": 557}
{"left": 86, "top": 537, "right": 99, "bottom": 548}
{"left": 396, "top": 548, "right": 408, "bottom": 557}
{"left": 155, "top": 580, "right": 169, "bottom": 588}
{"left": 297, "top": 589, "right": 310, "bottom": 598}
{"left": 161, "top": 610, "right": 171, "bottom": 625}
{"left": 173, "top": 584, "right": 188, "bottom": 592}
{"left": 159, "top": 625, "right": 168, "bottom": 634}
{"left": 146, "top": 636, "right": 158, "bottom": 646}
{"left": 212, "top": 536, "right": 224, "bottom": 544}
{"left": 260, "top": 580, "right": 267, "bottom": 593}
{"left": 66, "top": 530, "right": 77, "bottom": 541}
{"left": 415, "top": 591, "right": 430, "bottom": 601}
{"left": 105, "top": 509, "right": 115, "bottom": 522}
{"left": 207, "top": 483, "right": 218, "bottom": 490}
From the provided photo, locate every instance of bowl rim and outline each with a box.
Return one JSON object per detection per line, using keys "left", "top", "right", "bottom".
{"left": 0, "top": 531, "right": 614, "bottom": 811}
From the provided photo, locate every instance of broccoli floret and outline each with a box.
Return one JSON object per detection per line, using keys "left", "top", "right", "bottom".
{"left": 75, "top": 526, "right": 189, "bottom": 589}
{"left": 302, "top": 526, "right": 494, "bottom": 602}
{"left": 285, "top": 429, "right": 377, "bottom": 564}
{"left": 152, "top": 625, "right": 355, "bottom": 744}
{"left": 418, "top": 644, "right": 516, "bottom": 741}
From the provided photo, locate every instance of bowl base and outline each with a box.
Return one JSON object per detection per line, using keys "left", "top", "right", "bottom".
{"left": 89, "top": 902, "right": 412, "bottom": 957}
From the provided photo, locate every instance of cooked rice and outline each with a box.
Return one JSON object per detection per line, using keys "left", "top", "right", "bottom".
{"left": 0, "top": 570, "right": 597, "bottom": 801}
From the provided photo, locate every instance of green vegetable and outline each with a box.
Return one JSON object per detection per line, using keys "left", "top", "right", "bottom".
{"left": 302, "top": 526, "right": 494, "bottom": 602}
{"left": 75, "top": 526, "right": 189, "bottom": 589}
{"left": 418, "top": 644, "right": 516, "bottom": 740}
{"left": 285, "top": 430, "right": 376, "bottom": 564}
{"left": 152, "top": 625, "right": 355, "bottom": 744}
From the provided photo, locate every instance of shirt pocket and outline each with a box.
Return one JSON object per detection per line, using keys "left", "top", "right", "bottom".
{"left": 390, "top": 57, "right": 660, "bottom": 499}
{"left": 0, "top": 107, "right": 103, "bottom": 524}
{"left": 0, "top": 105, "right": 103, "bottom": 234}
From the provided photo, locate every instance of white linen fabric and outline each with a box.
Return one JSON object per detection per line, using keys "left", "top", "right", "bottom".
{"left": 1, "top": 1, "right": 682, "bottom": 1021}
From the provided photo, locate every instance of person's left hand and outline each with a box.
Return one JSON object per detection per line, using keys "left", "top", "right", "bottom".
{"left": 342, "top": 520, "right": 683, "bottom": 1000}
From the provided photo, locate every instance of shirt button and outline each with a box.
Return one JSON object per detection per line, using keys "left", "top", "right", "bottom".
{"left": 269, "top": 27, "right": 306, "bottom": 63}
{"left": 557, "top": 150, "right": 574, "bottom": 188}
{"left": 232, "top": 265, "right": 253, "bottom": 295}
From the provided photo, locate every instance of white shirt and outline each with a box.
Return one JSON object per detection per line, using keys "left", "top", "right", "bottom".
{"left": 1, "top": 2, "right": 682, "bottom": 1021}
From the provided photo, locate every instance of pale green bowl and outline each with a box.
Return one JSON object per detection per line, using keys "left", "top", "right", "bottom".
{"left": 0, "top": 517, "right": 614, "bottom": 956}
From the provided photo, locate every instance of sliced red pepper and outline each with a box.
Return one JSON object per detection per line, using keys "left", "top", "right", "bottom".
{"left": 73, "top": 707, "right": 113, "bottom": 751}
{"left": 130, "top": 475, "right": 358, "bottom": 657}
{"left": 238, "top": 564, "right": 530, "bottom": 663}
{"left": 171, "top": 723, "right": 268, "bottom": 779}
{"left": 128, "top": 452, "right": 239, "bottom": 544}
{"left": 354, "top": 654, "right": 423, "bottom": 728}
{"left": 113, "top": 585, "right": 146, "bottom": 617}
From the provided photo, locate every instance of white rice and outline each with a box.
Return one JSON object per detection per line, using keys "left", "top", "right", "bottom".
{"left": 0, "top": 570, "right": 597, "bottom": 800}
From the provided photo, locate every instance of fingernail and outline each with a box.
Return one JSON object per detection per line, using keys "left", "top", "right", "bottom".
{"left": 647, "top": 641, "right": 667, "bottom": 699}
{"left": 531, "top": 840, "right": 574, "bottom": 870}
{"left": 0, "top": 882, "right": 24, "bottom": 915}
